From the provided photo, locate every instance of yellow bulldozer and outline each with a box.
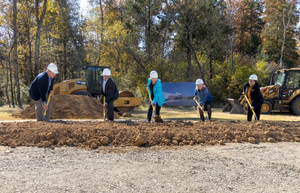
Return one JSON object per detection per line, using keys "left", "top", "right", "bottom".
{"left": 52, "top": 66, "right": 142, "bottom": 114}
{"left": 225, "top": 68, "right": 300, "bottom": 115}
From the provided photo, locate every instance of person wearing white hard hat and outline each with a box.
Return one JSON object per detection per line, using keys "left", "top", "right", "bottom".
{"left": 243, "top": 74, "right": 264, "bottom": 121}
{"left": 193, "top": 79, "right": 212, "bottom": 121}
{"left": 147, "top": 70, "right": 165, "bottom": 123}
{"left": 100, "top": 68, "right": 119, "bottom": 121}
{"left": 29, "top": 63, "right": 58, "bottom": 121}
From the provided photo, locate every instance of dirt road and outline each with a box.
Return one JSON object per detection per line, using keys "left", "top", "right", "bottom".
{"left": 0, "top": 143, "right": 299, "bottom": 193}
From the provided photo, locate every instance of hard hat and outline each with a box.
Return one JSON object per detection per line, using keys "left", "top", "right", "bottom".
{"left": 150, "top": 71, "right": 158, "bottom": 78}
{"left": 47, "top": 63, "right": 59, "bottom": 74}
{"left": 249, "top": 74, "right": 258, "bottom": 81}
{"left": 102, "top": 68, "right": 111, "bottom": 76}
{"left": 195, "top": 79, "right": 204, "bottom": 85}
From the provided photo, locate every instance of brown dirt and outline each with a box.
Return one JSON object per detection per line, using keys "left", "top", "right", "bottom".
{"left": 0, "top": 120, "right": 299, "bottom": 149}
{"left": 15, "top": 95, "right": 119, "bottom": 119}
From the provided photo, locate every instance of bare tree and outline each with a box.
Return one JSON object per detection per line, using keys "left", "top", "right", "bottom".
{"left": 280, "top": 0, "right": 294, "bottom": 67}
{"left": 34, "top": 0, "right": 48, "bottom": 76}
{"left": 13, "top": 0, "right": 22, "bottom": 108}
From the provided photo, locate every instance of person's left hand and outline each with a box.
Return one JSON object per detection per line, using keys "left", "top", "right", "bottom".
{"left": 50, "top": 90, "right": 53, "bottom": 95}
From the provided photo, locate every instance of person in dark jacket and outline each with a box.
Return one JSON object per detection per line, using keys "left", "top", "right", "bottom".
{"left": 29, "top": 63, "right": 58, "bottom": 121}
{"left": 243, "top": 74, "right": 264, "bottom": 121}
{"left": 147, "top": 70, "right": 165, "bottom": 123}
{"left": 193, "top": 79, "right": 212, "bottom": 121}
{"left": 100, "top": 68, "right": 119, "bottom": 121}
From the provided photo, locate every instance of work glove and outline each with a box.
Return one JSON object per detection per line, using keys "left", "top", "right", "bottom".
{"left": 42, "top": 102, "right": 48, "bottom": 111}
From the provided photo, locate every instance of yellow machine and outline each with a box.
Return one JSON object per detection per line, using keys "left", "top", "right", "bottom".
{"left": 259, "top": 68, "right": 300, "bottom": 115}
{"left": 234, "top": 68, "right": 300, "bottom": 115}
{"left": 53, "top": 66, "right": 142, "bottom": 114}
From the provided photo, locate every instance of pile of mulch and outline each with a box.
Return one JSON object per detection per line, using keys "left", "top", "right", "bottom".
{"left": 15, "top": 95, "right": 119, "bottom": 119}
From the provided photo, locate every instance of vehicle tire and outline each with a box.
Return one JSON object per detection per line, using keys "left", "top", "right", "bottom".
{"left": 261, "top": 100, "right": 272, "bottom": 114}
{"left": 72, "top": 91, "right": 92, "bottom": 97}
{"left": 290, "top": 97, "right": 300, "bottom": 115}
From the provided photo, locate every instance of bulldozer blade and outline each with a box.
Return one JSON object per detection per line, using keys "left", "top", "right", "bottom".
{"left": 223, "top": 98, "right": 245, "bottom": 114}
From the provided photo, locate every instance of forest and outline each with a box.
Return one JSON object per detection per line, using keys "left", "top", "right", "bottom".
{"left": 0, "top": 0, "right": 299, "bottom": 108}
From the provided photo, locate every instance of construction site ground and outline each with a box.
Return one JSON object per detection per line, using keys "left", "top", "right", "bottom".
{"left": 0, "top": 94, "right": 300, "bottom": 192}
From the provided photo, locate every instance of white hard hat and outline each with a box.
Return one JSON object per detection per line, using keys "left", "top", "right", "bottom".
{"left": 47, "top": 63, "right": 58, "bottom": 74}
{"left": 150, "top": 71, "right": 158, "bottom": 78}
{"left": 195, "top": 79, "right": 204, "bottom": 85}
{"left": 249, "top": 74, "right": 258, "bottom": 81}
{"left": 102, "top": 68, "right": 111, "bottom": 76}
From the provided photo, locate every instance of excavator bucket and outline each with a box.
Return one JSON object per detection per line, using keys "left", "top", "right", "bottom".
{"left": 223, "top": 97, "right": 245, "bottom": 114}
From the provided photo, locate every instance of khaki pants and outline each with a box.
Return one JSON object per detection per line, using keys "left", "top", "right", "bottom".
{"left": 34, "top": 94, "right": 50, "bottom": 121}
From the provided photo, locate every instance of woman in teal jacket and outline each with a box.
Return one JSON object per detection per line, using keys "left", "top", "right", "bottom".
{"left": 147, "top": 70, "right": 165, "bottom": 122}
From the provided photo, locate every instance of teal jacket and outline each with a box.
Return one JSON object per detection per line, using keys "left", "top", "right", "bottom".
{"left": 147, "top": 78, "right": 165, "bottom": 107}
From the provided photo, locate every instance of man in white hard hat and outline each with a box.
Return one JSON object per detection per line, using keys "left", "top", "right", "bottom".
{"left": 243, "top": 74, "right": 264, "bottom": 121}
{"left": 100, "top": 68, "right": 119, "bottom": 121}
{"left": 29, "top": 63, "right": 58, "bottom": 121}
{"left": 147, "top": 70, "right": 165, "bottom": 123}
{"left": 193, "top": 78, "right": 212, "bottom": 121}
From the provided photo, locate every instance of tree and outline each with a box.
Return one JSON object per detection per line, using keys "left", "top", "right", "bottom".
{"left": 261, "top": 0, "right": 299, "bottom": 67}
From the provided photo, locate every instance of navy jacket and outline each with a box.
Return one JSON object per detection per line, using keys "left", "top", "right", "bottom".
{"left": 195, "top": 87, "right": 212, "bottom": 106}
{"left": 29, "top": 72, "right": 54, "bottom": 102}
{"left": 100, "top": 76, "right": 119, "bottom": 104}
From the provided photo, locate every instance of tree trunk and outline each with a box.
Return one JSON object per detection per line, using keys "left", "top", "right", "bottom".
{"left": 5, "top": 61, "right": 11, "bottom": 107}
{"left": 9, "top": 60, "right": 15, "bottom": 108}
{"left": 63, "top": 41, "right": 67, "bottom": 80}
{"left": 187, "top": 26, "right": 192, "bottom": 82}
{"left": 280, "top": 2, "right": 293, "bottom": 67}
{"left": 34, "top": 0, "right": 48, "bottom": 76}
{"left": 13, "top": 0, "right": 22, "bottom": 108}
{"left": 26, "top": 22, "right": 33, "bottom": 82}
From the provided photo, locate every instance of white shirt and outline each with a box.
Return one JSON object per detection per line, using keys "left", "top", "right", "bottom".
{"left": 102, "top": 78, "right": 107, "bottom": 93}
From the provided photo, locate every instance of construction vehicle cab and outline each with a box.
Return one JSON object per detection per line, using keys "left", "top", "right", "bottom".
{"left": 260, "top": 68, "right": 300, "bottom": 115}
{"left": 53, "top": 66, "right": 142, "bottom": 114}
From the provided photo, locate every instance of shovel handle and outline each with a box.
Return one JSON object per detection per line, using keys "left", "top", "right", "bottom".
{"left": 193, "top": 98, "right": 208, "bottom": 118}
{"left": 103, "top": 96, "right": 106, "bottom": 121}
{"left": 42, "top": 93, "right": 52, "bottom": 121}
{"left": 244, "top": 95, "right": 258, "bottom": 120}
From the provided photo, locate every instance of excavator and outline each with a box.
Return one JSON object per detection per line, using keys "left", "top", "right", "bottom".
{"left": 224, "top": 68, "right": 300, "bottom": 115}
{"left": 52, "top": 66, "right": 142, "bottom": 114}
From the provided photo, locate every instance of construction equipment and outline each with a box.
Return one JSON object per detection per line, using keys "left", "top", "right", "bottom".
{"left": 42, "top": 93, "right": 52, "bottom": 121}
{"left": 194, "top": 98, "right": 209, "bottom": 120}
{"left": 52, "top": 66, "right": 142, "bottom": 114}
{"left": 224, "top": 68, "right": 300, "bottom": 115}
{"left": 243, "top": 95, "right": 258, "bottom": 120}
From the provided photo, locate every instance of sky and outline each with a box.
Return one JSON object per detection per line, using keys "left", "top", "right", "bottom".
{"left": 79, "top": 0, "right": 90, "bottom": 14}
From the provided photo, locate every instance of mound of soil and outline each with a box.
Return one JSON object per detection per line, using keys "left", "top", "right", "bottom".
{"left": 0, "top": 120, "right": 299, "bottom": 149}
{"left": 16, "top": 95, "right": 119, "bottom": 119}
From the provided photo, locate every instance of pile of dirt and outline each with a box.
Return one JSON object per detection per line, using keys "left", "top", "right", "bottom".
{"left": 16, "top": 95, "right": 119, "bottom": 119}
{"left": 0, "top": 120, "right": 299, "bottom": 149}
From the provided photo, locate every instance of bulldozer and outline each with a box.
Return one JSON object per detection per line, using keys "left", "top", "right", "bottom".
{"left": 52, "top": 66, "right": 142, "bottom": 114}
{"left": 224, "top": 68, "right": 300, "bottom": 115}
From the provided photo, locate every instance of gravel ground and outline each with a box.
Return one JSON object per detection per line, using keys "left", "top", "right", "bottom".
{"left": 0, "top": 143, "right": 300, "bottom": 193}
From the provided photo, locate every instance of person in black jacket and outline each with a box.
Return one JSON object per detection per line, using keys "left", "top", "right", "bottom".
{"left": 100, "top": 68, "right": 119, "bottom": 121}
{"left": 243, "top": 74, "right": 264, "bottom": 121}
{"left": 29, "top": 63, "right": 58, "bottom": 121}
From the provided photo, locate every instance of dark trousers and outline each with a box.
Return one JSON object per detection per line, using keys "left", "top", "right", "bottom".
{"left": 198, "top": 103, "right": 212, "bottom": 122}
{"left": 147, "top": 103, "right": 161, "bottom": 121}
{"left": 247, "top": 105, "right": 262, "bottom": 121}
{"left": 107, "top": 100, "right": 114, "bottom": 121}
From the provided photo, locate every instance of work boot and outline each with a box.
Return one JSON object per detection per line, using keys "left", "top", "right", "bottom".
{"left": 154, "top": 115, "right": 163, "bottom": 123}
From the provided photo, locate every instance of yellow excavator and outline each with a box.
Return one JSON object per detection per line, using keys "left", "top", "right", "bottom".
{"left": 225, "top": 68, "right": 300, "bottom": 115}
{"left": 52, "top": 66, "right": 142, "bottom": 114}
